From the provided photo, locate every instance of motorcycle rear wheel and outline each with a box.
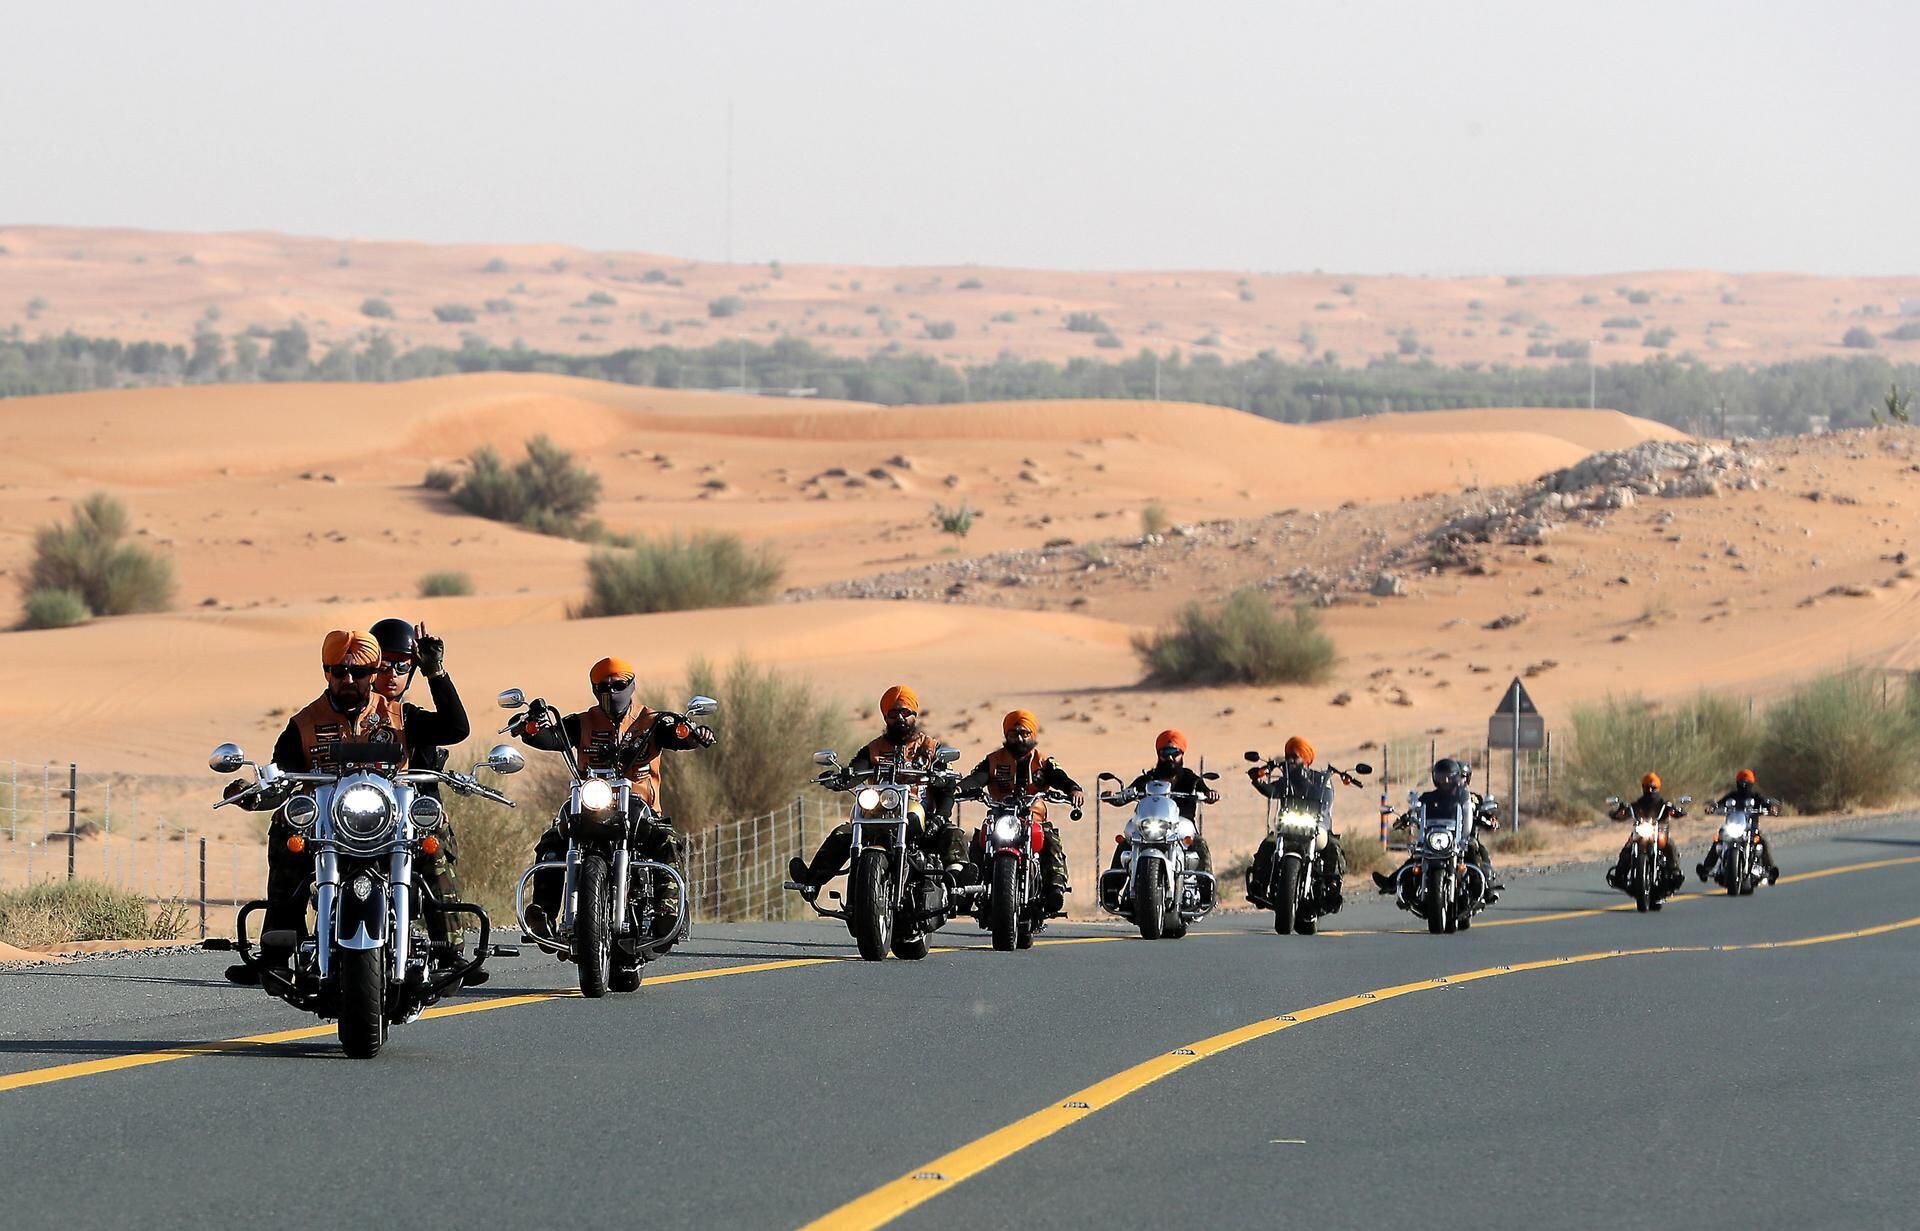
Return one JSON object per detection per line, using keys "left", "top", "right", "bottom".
{"left": 891, "top": 926, "right": 930, "bottom": 960}
{"left": 576, "top": 854, "right": 614, "bottom": 998}
{"left": 1136, "top": 863, "right": 1167, "bottom": 940}
{"left": 337, "top": 947, "right": 386, "bottom": 1059}
{"left": 1273, "top": 860, "right": 1299, "bottom": 936}
{"left": 989, "top": 858, "right": 1019, "bottom": 952}
{"left": 853, "top": 848, "right": 893, "bottom": 962}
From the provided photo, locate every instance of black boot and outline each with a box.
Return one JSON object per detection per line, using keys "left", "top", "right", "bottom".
{"left": 788, "top": 856, "right": 810, "bottom": 885}
{"left": 224, "top": 963, "right": 259, "bottom": 986}
{"left": 1372, "top": 870, "right": 1396, "bottom": 894}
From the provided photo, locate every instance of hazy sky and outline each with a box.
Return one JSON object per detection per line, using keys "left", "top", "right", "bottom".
{"left": 2, "top": 1, "right": 1912, "bottom": 274}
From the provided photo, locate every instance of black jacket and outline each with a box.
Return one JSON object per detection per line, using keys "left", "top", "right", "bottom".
{"left": 270, "top": 673, "right": 470, "bottom": 773}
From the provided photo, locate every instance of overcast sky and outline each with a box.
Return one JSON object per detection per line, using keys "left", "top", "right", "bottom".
{"left": 1, "top": 1, "right": 1911, "bottom": 274}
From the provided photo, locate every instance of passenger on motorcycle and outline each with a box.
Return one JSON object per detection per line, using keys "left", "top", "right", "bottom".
{"left": 1606, "top": 772, "right": 1686, "bottom": 892}
{"left": 788, "top": 685, "right": 962, "bottom": 891}
{"left": 1698, "top": 768, "right": 1780, "bottom": 885}
{"left": 519, "top": 656, "right": 716, "bottom": 938}
{"left": 227, "top": 629, "right": 466, "bottom": 982}
{"left": 1108, "top": 729, "right": 1217, "bottom": 875}
{"left": 1371, "top": 758, "right": 1503, "bottom": 902}
{"left": 958, "top": 710, "right": 1083, "bottom": 913}
{"left": 369, "top": 618, "right": 470, "bottom": 952}
{"left": 1250, "top": 737, "right": 1347, "bottom": 903}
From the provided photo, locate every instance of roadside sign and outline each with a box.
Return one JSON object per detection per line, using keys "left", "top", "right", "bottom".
{"left": 1488, "top": 678, "right": 1545, "bottom": 749}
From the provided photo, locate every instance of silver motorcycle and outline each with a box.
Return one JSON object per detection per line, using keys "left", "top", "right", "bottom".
{"left": 1094, "top": 774, "right": 1218, "bottom": 940}
{"left": 1245, "top": 752, "right": 1371, "bottom": 936}
{"left": 1393, "top": 790, "right": 1498, "bottom": 934}
{"left": 203, "top": 738, "right": 523, "bottom": 1058}
{"left": 1706, "top": 799, "right": 1774, "bottom": 896}
{"left": 506, "top": 688, "right": 714, "bottom": 997}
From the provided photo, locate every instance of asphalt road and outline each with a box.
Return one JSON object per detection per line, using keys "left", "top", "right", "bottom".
{"left": 3, "top": 817, "right": 1918, "bottom": 1231}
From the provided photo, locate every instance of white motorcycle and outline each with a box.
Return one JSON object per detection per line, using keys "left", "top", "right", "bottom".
{"left": 1705, "top": 799, "right": 1775, "bottom": 896}
{"left": 1094, "top": 773, "right": 1218, "bottom": 939}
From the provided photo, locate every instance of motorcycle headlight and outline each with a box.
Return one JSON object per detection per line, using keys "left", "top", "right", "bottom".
{"left": 992, "top": 814, "right": 1021, "bottom": 844}
{"left": 1427, "top": 829, "right": 1454, "bottom": 851}
{"left": 282, "top": 794, "right": 319, "bottom": 833}
{"left": 857, "top": 787, "right": 882, "bottom": 813}
{"left": 1137, "top": 818, "right": 1170, "bottom": 842}
{"left": 408, "top": 795, "right": 445, "bottom": 833}
{"left": 878, "top": 788, "right": 902, "bottom": 814}
{"left": 1722, "top": 820, "right": 1747, "bottom": 839}
{"left": 1635, "top": 821, "right": 1657, "bottom": 840}
{"left": 579, "top": 779, "right": 616, "bottom": 814}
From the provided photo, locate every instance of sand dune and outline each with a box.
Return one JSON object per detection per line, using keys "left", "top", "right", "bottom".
{"left": 1323, "top": 407, "right": 1691, "bottom": 452}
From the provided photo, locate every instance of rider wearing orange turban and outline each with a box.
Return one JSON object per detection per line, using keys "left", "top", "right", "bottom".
{"left": 1109, "top": 727, "right": 1221, "bottom": 875}
{"left": 958, "top": 709, "right": 1084, "bottom": 912}
{"left": 1247, "top": 734, "right": 1349, "bottom": 913}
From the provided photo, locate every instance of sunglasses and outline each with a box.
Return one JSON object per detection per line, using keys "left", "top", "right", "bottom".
{"left": 328, "top": 665, "right": 377, "bottom": 681}
{"left": 380, "top": 658, "right": 414, "bottom": 675}
{"left": 592, "top": 677, "right": 635, "bottom": 694}
{"left": 1158, "top": 748, "right": 1183, "bottom": 757}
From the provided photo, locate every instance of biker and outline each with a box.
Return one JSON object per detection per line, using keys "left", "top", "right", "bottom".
{"left": 788, "top": 684, "right": 961, "bottom": 891}
{"left": 369, "top": 617, "right": 471, "bottom": 960}
{"left": 958, "top": 709, "right": 1084, "bottom": 913}
{"left": 1606, "top": 771, "right": 1686, "bottom": 891}
{"left": 1250, "top": 736, "right": 1347, "bottom": 907}
{"left": 1698, "top": 768, "right": 1781, "bottom": 885}
{"left": 1108, "top": 729, "right": 1217, "bottom": 875}
{"left": 1371, "top": 758, "right": 1501, "bottom": 903}
{"left": 519, "top": 656, "right": 716, "bottom": 939}
{"left": 223, "top": 630, "right": 403, "bottom": 983}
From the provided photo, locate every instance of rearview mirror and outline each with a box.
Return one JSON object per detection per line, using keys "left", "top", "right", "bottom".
{"left": 813, "top": 750, "right": 839, "bottom": 766}
{"left": 209, "top": 743, "right": 247, "bottom": 774}
{"left": 685, "top": 695, "right": 718, "bottom": 718}
{"left": 1201, "top": 771, "right": 1220, "bottom": 781}
{"left": 1352, "top": 763, "right": 1373, "bottom": 776}
{"left": 1605, "top": 796, "right": 1620, "bottom": 807}
{"left": 1244, "top": 750, "right": 1260, "bottom": 762}
{"left": 1097, "top": 772, "right": 1120, "bottom": 783}
{"left": 1678, "top": 795, "right": 1693, "bottom": 805}
{"left": 479, "top": 744, "right": 525, "bottom": 775}
{"left": 498, "top": 688, "right": 526, "bottom": 710}
{"left": 935, "top": 745, "right": 961, "bottom": 765}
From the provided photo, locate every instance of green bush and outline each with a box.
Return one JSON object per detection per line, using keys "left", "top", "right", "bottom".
{"left": 659, "top": 657, "right": 850, "bottom": 832}
{"left": 577, "top": 532, "right": 783, "bottom": 617}
{"left": 1757, "top": 670, "right": 1919, "bottom": 811}
{"left": 1065, "top": 311, "right": 1110, "bottom": 334}
{"left": 418, "top": 571, "right": 473, "bottom": 597}
{"left": 23, "top": 492, "right": 174, "bottom": 619}
{"left": 360, "top": 297, "right": 395, "bottom": 319}
{"left": 1556, "top": 692, "right": 1759, "bottom": 813}
{"left": 421, "top": 465, "right": 459, "bottom": 492}
{"left": 1884, "top": 321, "right": 1920, "bottom": 342}
{"left": 433, "top": 303, "right": 477, "bottom": 323}
{"left": 1842, "top": 326, "right": 1878, "bottom": 350}
{"left": 21, "top": 587, "right": 89, "bottom": 629}
{"left": 1341, "top": 833, "right": 1387, "bottom": 876}
{"left": 449, "top": 435, "right": 601, "bottom": 537}
{"left": 0, "top": 880, "right": 189, "bottom": 948}
{"left": 1133, "top": 589, "right": 1336, "bottom": 687}
{"left": 923, "top": 320, "right": 957, "bottom": 340}
{"left": 932, "top": 502, "right": 974, "bottom": 537}
{"left": 708, "top": 295, "right": 745, "bottom": 318}
{"left": 1643, "top": 326, "right": 1677, "bottom": 349}
{"left": 1140, "top": 499, "right": 1169, "bottom": 536}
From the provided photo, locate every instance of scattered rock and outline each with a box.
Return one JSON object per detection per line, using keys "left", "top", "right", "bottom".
{"left": 1369, "top": 572, "right": 1404, "bottom": 598}
{"left": 1485, "top": 612, "right": 1527, "bottom": 630}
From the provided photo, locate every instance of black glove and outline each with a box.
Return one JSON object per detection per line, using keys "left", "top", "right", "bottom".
{"left": 692, "top": 724, "right": 717, "bottom": 748}
{"left": 414, "top": 626, "right": 446, "bottom": 678}
{"left": 222, "top": 779, "right": 251, "bottom": 802}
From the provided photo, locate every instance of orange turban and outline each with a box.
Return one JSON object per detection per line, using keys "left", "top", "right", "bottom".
{"left": 590, "top": 656, "right": 636, "bottom": 685}
{"left": 321, "top": 630, "right": 381, "bottom": 669}
{"left": 1155, "top": 728, "right": 1188, "bottom": 754}
{"left": 880, "top": 685, "right": 920, "bottom": 715}
{"left": 1003, "top": 709, "right": 1039, "bottom": 737}
{"left": 1284, "top": 735, "right": 1315, "bottom": 764}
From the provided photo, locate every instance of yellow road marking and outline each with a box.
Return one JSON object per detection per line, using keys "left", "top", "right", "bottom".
{"left": 801, "top": 912, "right": 1920, "bottom": 1231}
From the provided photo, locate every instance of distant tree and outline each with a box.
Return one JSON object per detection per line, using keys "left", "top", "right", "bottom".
{"left": 709, "top": 295, "right": 746, "bottom": 318}
{"left": 360, "top": 297, "right": 394, "bottom": 319}
{"left": 1065, "top": 311, "right": 1110, "bottom": 334}
{"left": 267, "top": 322, "right": 310, "bottom": 374}
{"left": 434, "top": 303, "right": 477, "bottom": 323}
{"left": 1842, "top": 326, "right": 1878, "bottom": 350}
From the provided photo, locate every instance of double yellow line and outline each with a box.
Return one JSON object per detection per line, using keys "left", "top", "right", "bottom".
{"left": 801, "top": 910, "right": 1920, "bottom": 1231}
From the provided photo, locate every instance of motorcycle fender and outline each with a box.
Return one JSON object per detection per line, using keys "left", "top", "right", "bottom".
{"left": 334, "top": 884, "right": 389, "bottom": 950}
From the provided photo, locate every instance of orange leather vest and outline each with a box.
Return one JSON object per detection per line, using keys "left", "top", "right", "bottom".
{"left": 862, "top": 731, "right": 939, "bottom": 768}
{"left": 983, "top": 747, "right": 1047, "bottom": 801}
{"left": 576, "top": 705, "right": 662, "bottom": 806}
{"left": 291, "top": 693, "right": 406, "bottom": 772}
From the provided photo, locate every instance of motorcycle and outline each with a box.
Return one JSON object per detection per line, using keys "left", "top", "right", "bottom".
{"left": 1094, "top": 773, "right": 1218, "bottom": 939}
{"left": 1392, "top": 789, "right": 1499, "bottom": 934}
{"left": 1244, "top": 752, "right": 1372, "bottom": 936}
{"left": 504, "top": 688, "right": 716, "bottom": 997}
{"left": 959, "top": 786, "right": 1080, "bottom": 952}
{"left": 1706, "top": 799, "right": 1775, "bottom": 896}
{"left": 785, "top": 745, "right": 964, "bottom": 960}
{"left": 1606, "top": 794, "right": 1690, "bottom": 912}
{"left": 202, "top": 738, "right": 523, "bottom": 1058}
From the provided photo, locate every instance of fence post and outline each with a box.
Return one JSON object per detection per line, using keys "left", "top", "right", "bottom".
{"left": 67, "top": 762, "right": 78, "bottom": 880}
{"left": 198, "top": 837, "right": 208, "bottom": 939}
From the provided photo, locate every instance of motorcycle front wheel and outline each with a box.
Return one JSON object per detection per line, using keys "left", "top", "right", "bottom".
{"left": 1273, "top": 860, "right": 1299, "bottom": 936}
{"left": 853, "top": 848, "right": 894, "bottom": 962}
{"left": 575, "top": 854, "right": 614, "bottom": 997}
{"left": 1635, "top": 850, "right": 1654, "bottom": 913}
{"left": 336, "top": 947, "right": 387, "bottom": 1059}
{"left": 1136, "top": 862, "right": 1167, "bottom": 940}
{"left": 989, "top": 858, "right": 1019, "bottom": 952}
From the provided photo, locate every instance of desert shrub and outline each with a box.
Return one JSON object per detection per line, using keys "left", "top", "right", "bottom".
{"left": 483, "top": 298, "right": 516, "bottom": 315}
{"left": 1336, "top": 282, "right": 1357, "bottom": 297}
{"left": 1554, "top": 340, "right": 1592, "bottom": 360}
{"left": 932, "top": 502, "right": 975, "bottom": 537}
{"left": 419, "top": 570, "right": 473, "bottom": 598}
{"left": 1065, "top": 311, "right": 1111, "bottom": 334}
{"left": 1757, "top": 670, "right": 1920, "bottom": 811}
{"left": 659, "top": 657, "right": 850, "bottom": 832}
{"left": 482, "top": 257, "right": 509, "bottom": 273}
{"left": 1133, "top": 589, "right": 1337, "bottom": 687}
{"left": 586, "top": 290, "right": 616, "bottom": 306}
{"left": 1883, "top": 321, "right": 1920, "bottom": 342}
{"left": 957, "top": 278, "right": 984, "bottom": 290}
{"left": 577, "top": 532, "right": 783, "bottom": 617}
{"left": 360, "top": 297, "right": 395, "bottom": 319}
{"left": 1603, "top": 316, "right": 1641, "bottom": 329}
{"left": 434, "top": 303, "right": 476, "bottom": 323}
{"left": 1643, "top": 326, "right": 1677, "bottom": 348}
{"left": 1842, "top": 326, "right": 1877, "bottom": 350}
{"left": 708, "top": 295, "right": 745, "bottom": 318}
{"left": 449, "top": 435, "right": 601, "bottom": 537}
{"left": 24, "top": 492, "right": 174, "bottom": 618}
{"left": 1094, "top": 332, "right": 1123, "bottom": 349}
{"left": 421, "top": 465, "right": 459, "bottom": 492}
{"left": 21, "top": 587, "right": 89, "bottom": 629}
{"left": 1556, "top": 692, "right": 1759, "bottom": 814}
{"left": 923, "top": 320, "right": 956, "bottom": 340}
{"left": 0, "top": 880, "right": 188, "bottom": 947}
{"left": 441, "top": 751, "right": 568, "bottom": 918}
{"left": 1492, "top": 825, "right": 1550, "bottom": 855}
{"left": 1341, "top": 833, "right": 1387, "bottom": 876}
{"left": 1140, "top": 499, "right": 1169, "bottom": 536}
{"left": 1626, "top": 288, "right": 1653, "bottom": 304}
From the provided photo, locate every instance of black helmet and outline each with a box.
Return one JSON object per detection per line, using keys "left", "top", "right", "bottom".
{"left": 369, "top": 618, "right": 416, "bottom": 661}
{"left": 1432, "top": 759, "right": 1464, "bottom": 790}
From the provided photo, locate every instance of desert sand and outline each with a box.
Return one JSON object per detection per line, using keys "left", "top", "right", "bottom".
{"left": 2, "top": 371, "right": 1916, "bottom": 912}
{"left": 5, "top": 225, "right": 1920, "bottom": 371}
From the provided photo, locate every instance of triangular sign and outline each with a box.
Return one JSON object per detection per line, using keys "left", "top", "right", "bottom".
{"left": 1492, "top": 678, "right": 1539, "bottom": 716}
